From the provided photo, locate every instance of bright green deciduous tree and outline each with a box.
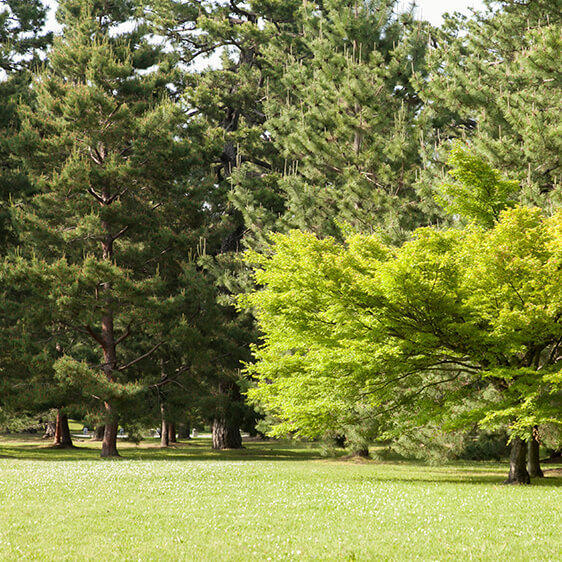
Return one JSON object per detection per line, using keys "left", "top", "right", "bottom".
{"left": 243, "top": 205, "right": 562, "bottom": 483}
{"left": 436, "top": 142, "right": 519, "bottom": 228}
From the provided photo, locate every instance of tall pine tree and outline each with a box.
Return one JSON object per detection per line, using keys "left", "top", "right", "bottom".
{"left": 250, "top": 0, "right": 436, "bottom": 242}
{"left": 148, "top": 0, "right": 306, "bottom": 447}
{"left": 0, "top": 0, "right": 51, "bottom": 250}
{"left": 420, "top": 0, "right": 561, "bottom": 208}
{"left": 12, "top": 0, "right": 210, "bottom": 456}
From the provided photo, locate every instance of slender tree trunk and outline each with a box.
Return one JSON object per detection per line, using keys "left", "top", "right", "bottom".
{"left": 53, "top": 410, "right": 73, "bottom": 448}
{"left": 528, "top": 426, "right": 544, "bottom": 478}
{"left": 505, "top": 437, "right": 530, "bottom": 484}
{"left": 548, "top": 448, "right": 562, "bottom": 461}
{"left": 99, "top": 219, "right": 119, "bottom": 458}
{"left": 212, "top": 417, "right": 242, "bottom": 449}
{"left": 168, "top": 422, "right": 176, "bottom": 443}
{"left": 333, "top": 434, "right": 346, "bottom": 448}
{"left": 160, "top": 405, "right": 169, "bottom": 447}
{"left": 352, "top": 446, "right": 370, "bottom": 458}
{"left": 91, "top": 425, "right": 105, "bottom": 441}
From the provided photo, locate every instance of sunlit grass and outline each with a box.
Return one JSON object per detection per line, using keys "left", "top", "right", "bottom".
{"left": 0, "top": 436, "right": 560, "bottom": 561}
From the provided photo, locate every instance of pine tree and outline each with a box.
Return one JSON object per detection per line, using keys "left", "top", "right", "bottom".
{"left": 150, "top": 1, "right": 438, "bottom": 446}
{"left": 0, "top": 0, "right": 51, "bottom": 250}
{"left": 254, "top": 0, "right": 436, "bottom": 242}
{"left": 12, "top": 0, "right": 210, "bottom": 456}
{"left": 148, "top": 0, "right": 306, "bottom": 446}
{"left": 420, "top": 0, "right": 562, "bottom": 208}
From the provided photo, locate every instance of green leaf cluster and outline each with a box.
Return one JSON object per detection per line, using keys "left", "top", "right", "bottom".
{"left": 243, "top": 206, "right": 562, "bottom": 439}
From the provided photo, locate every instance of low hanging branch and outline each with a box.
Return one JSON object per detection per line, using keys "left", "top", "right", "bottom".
{"left": 85, "top": 325, "right": 105, "bottom": 348}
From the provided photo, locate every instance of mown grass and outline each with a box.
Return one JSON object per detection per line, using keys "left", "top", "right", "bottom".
{"left": 0, "top": 436, "right": 560, "bottom": 561}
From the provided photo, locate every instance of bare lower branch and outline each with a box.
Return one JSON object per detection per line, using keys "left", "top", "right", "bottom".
{"left": 87, "top": 187, "right": 105, "bottom": 204}
{"left": 118, "top": 342, "right": 163, "bottom": 371}
{"left": 85, "top": 325, "right": 105, "bottom": 348}
{"left": 112, "top": 226, "right": 129, "bottom": 241}
{"left": 115, "top": 323, "right": 133, "bottom": 346}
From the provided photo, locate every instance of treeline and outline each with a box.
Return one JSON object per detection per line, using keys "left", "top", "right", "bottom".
{"left": 0, "top": 1, "right": 560, "bottom": 482}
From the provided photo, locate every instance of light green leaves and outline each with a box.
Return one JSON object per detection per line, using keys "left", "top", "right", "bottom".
{"left": 436, "top": 143, "right": 519, "bottom": 227}
{"left": 243, "top": 206, "right": 562, "bottom": 438}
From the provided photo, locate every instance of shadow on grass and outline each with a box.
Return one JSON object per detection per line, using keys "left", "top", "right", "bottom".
{"left": 345, "top": 473, "right": 562, "bottom": 487}
{"left": 0, "top": 437, "right": 322, "bottom": 462}
{"left": 1, "top": 435, "right": 560, "bottom": 487}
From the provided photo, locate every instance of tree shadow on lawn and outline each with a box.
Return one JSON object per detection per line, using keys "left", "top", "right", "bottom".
{"left": 332, "top": 461, "right": 562, "bottom": 487}
{"left": 0, "top": 438, "right": 323, "bottom": 463}
{"left": 347, "top": 472, "right": 562, "bottom": 487}
{"left": 1, "top": 436, "right": 560, "bottom": 486}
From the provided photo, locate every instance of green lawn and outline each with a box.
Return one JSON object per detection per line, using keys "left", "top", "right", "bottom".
{"left": 0, "top": 437, "right": 560, "bottom": 561}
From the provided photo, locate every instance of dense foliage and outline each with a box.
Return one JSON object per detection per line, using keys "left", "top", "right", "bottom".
{"left": 242, "top": 149, "right": 562, "bottom": 480}
{"left": 0, "top": 0, "right": 560, "bottom": 479}
{"left": 243, "top": 205, "right": 562, "bottom": 430}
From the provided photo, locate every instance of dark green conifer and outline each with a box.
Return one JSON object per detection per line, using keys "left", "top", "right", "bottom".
{"left": 11, "top": 0, "right": 209, "bottom": 456}
{"left": 0, "top": 0, "right": 51, "bottom": 250}
{"left": 255, "top": 0, "right": 436, "bottom": 241}
{"left": 421, "top": 0, "right": 561, "bottom": 207}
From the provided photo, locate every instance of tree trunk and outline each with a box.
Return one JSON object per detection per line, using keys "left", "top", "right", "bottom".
{"left": 91, "top": 425, "right": 105, "bottom": 441}
{"left": 98, "top": 206, "right": 119, "bottom": 458}
{"left": 160, "top": 405, "right": 169, "bottom": 447}
{"left": 168, "top": 422, "right": 176, "bottom": 443}
{"left": 100, "top": 414, "right": 119, "bottom": 458}
{"left": 547, "top": 448, "right": 562, "bottom": 461}
{"left": 528, "top": 426, "right": 544, "bottom": 478}
{"left": 177, "top": 421, "right": 190, "bottom": 439}
{"left": 505, "top": 437, "right": 530, "bottom": 484}
{"left": 212, "top": 417, "right": 242, "bottom": 449}
{"left": 333, "top": 434, "right": 346, "bottom": 448}
{"left": 53, "top": 410, "right": 73, "bottom": 448}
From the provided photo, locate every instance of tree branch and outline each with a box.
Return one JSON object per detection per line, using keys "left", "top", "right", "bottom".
{"left": 85, "top": 325, "right": 105, "bottom": 348}
{"left": 115, "top": 322, "right": 132, "bottom": 346}
{"left": 87, "top": 187, "right": 105, "bottom": 204}
{"left": 118, "top": 342, "right": 163, "bottom": 371}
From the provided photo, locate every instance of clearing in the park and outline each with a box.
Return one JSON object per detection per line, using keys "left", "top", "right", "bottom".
{"left": 0, "top": 437, "right": 560, "bottom": 561}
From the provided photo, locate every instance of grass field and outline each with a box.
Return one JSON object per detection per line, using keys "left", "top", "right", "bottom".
{"left": 0, "top": 436, "right": 560, "bottom": 561}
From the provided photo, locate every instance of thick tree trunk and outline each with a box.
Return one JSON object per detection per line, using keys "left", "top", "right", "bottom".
{"left": 53, "top": 410, "right": 73, "bottom": 448}
{"left": 91, "top": 425, "right": 105, "bottom": 441}
{"left": 101, "top": 417, "right": 119, "bottom": 457}
{"left": 528, "top": 426, "right": 544, "bottom": 478}
{"left": 505, "top": 437, "right": 530, "bottom": 484}
{"left": 177, "top": 421, "right": 190, "bottom": 439}
{"left": 212, "top": 417, "right": 242, "bottom": 450}
{"left": 168, "top": 422, "right": 176, "bottom": 443}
